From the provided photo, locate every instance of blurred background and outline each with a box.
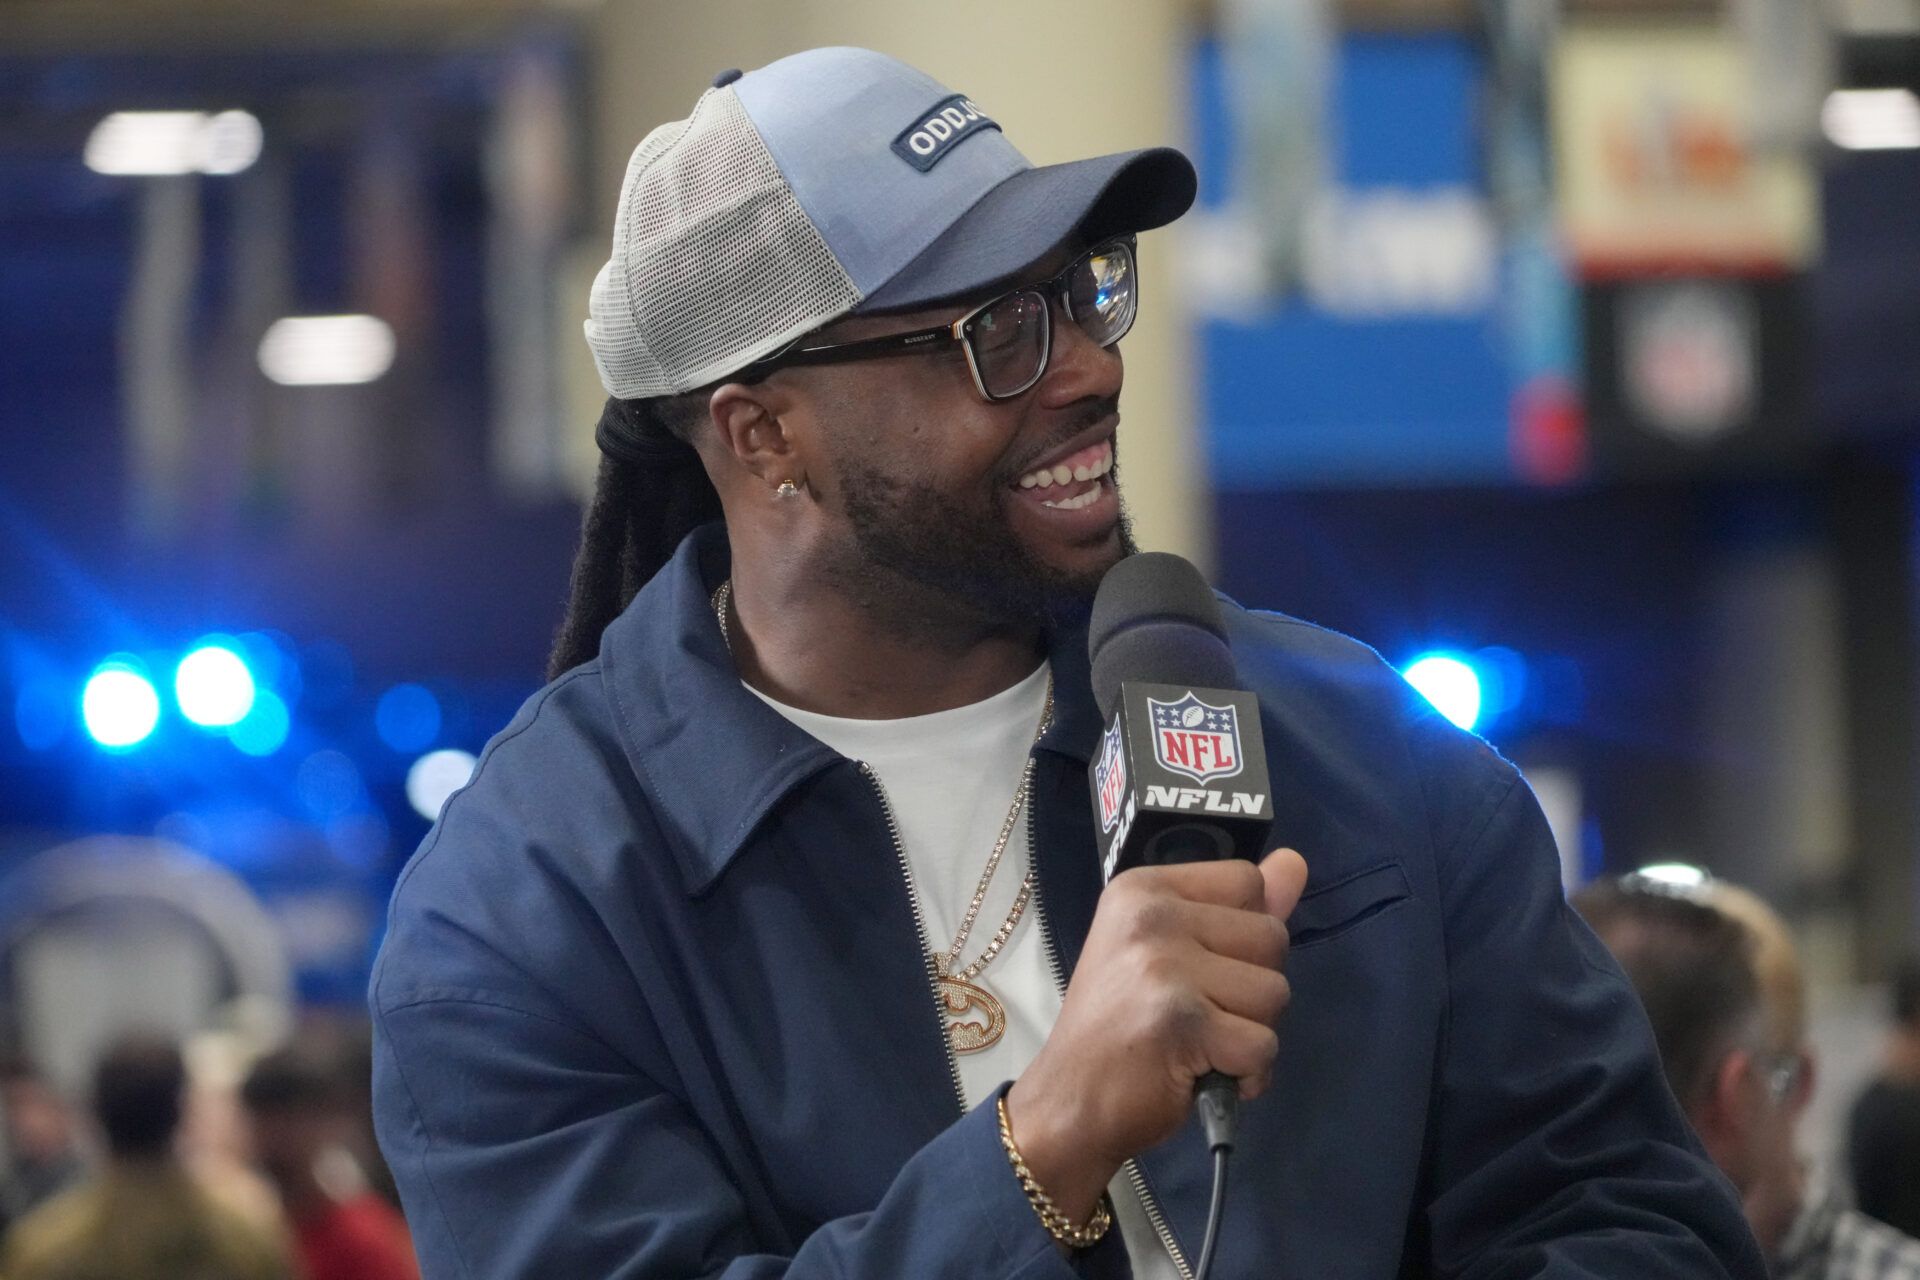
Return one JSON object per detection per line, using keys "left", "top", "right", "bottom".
{"left": 1, "top": 0, "right": 1916, "bottom": 1261}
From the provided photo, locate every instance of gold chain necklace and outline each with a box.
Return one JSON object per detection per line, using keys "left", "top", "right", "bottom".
{"left": 711, "top": 578, "right": 1051, "bottom": 1054}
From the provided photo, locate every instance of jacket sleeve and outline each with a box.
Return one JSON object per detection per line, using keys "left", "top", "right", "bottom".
{"left": 372, "top": 963, "right": 1099, "bottom": 1280}
{"left": 1420, "top": 748, "right": 1768, "bottom": 1278}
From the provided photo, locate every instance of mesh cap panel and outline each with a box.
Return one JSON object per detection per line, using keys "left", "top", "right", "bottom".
{"left": 586, "top": 87, "right": 861, "bottom": 399}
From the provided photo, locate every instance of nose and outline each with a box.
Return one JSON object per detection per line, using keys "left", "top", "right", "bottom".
{"left": 1031, "top": 297, "right": 1122, "bottom": 410}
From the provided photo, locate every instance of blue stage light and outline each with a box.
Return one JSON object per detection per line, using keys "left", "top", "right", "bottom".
{"left": 243, "top": 630, "right": 303, "bottom": 707}
{"left": 228, "top": 689, "right": 291, "bottom": 757}
{"left": 300, "top": 640, "right": 354, "bottom": 711}
{"left": 234, "top": 631, "right": 286, "bottom": 692}
{"left": 1402, "top": 652, "right": 1484, "bottom": 732}
{"left": 1473, "top": 645, "right": 1528, "bottom": 720}
{"left": 14, "top": 677, "right": 67, "bottom": 752}
{"left": 375, "top": 683, "right": 441, "bottom": 753}
{"left": 175, "top": 639, "right": 256, "bottom": 728}
{"left": 82, "top": 659, "right": 161, "bottom": 748}
{"left": 297, "top": 749, "right": 366, "bottom": 821}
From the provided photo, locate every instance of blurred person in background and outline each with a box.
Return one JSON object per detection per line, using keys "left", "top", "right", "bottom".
{"left": 0, "top": 1055, "right": 85, "bottom": 1236}
{"left": 333, "top": 1024, "right": 401, "bottom": 1210}
{"left": 1, "top": 1033, "right": 292, "bottom": 1280}
{"left": 1849, "top": 956, "right": 1920, "bottom": 1238}
{"left": 1574, "top": 874, "right": 1920, "bottom": 1279}
{"left": 241, "top": 1042, "right": 418, "bottom": 1280}
{"left": 179, "top": 1033, "right": 296, "bottom": 1244}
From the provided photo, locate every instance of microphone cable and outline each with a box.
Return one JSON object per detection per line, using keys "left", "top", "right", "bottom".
{"left": 1196, "top": 1148, "right": 1229, "bottom": 1280}
{"left": 1193, "top": 1073, "right": 1237, "bottom": 1280}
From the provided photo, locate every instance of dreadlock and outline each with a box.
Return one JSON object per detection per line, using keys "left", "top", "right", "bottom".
{"left": 547, "top": 393, "right": 722, "bottom": 680}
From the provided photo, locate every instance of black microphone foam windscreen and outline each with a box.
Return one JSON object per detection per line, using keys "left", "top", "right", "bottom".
{"left": 1089, "top": 553, "right": 1237, "bottom": 720}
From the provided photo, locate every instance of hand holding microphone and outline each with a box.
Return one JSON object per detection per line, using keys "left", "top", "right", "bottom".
{"left": 1005, "top": 851, "right": 1305, "bottom": 1221}
{"left": 1004, "top": 553, "right": 1307, "bottom": 1236}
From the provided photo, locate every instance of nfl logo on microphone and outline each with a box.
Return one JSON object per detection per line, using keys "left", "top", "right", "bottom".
{"left": 1095, "top": 719, "right": 1127, "bottom": 834}
{"left": 1148, "top": 692, "right": 1244, "bottom": 785}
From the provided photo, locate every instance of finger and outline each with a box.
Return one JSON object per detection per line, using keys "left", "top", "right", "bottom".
{"left": 1199, "top": 1011, "right": 1282, "bottom": 1085}
{"left": 1177, "top": 899, "right": 1289, "bottom": 969}
{"left": 1260, "top": 847, "right": 1310, "bottom": 921}
{"left": 1137, "top": 858, "right": 1266, "bottom": 911}
{"left": 1190, "top": 950, "right": 1293, "bottom": 1027}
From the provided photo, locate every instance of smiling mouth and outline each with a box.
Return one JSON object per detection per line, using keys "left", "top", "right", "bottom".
{"left": 1012, "top": 438, "right": 1114, "bottom": 510}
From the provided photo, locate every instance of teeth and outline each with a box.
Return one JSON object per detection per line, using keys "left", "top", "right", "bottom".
{"left": 1017, "top": 440, "right": 1112, "bottom": 492}
{"left": 1042, "top": 486, "right": 1102, "bottom": 511}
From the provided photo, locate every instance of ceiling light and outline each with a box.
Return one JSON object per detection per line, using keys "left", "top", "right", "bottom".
{"left": 1822, "top": 88, "right": 1920, "bottom": 150}
{"left": 257, "top": 315, "right": 396, "bottom": 387}
{"left": 84, "top": 110, "right": 262, "bottom": 176}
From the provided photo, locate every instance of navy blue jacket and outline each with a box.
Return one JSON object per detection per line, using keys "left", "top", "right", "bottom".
{"left": 371, "top": 527, "right": 1765, "bottom": 1278}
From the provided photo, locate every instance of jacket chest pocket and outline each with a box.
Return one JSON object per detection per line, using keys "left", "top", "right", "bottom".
{"left": 1288, "top": 861, "right": 1411, "bottom": 950}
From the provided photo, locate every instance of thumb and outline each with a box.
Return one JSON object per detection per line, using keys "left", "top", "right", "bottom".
{"left": 1259, "top": 847, "right": 1309, "bottom": 921}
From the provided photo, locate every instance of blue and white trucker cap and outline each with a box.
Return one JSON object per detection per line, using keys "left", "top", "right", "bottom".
{"left": 585, "top": 46, "right": 1196, "bottom": 400}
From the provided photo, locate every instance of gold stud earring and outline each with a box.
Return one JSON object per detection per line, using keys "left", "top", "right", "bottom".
{"left": 776, "top": 480, "right": 800, "bottom": 498}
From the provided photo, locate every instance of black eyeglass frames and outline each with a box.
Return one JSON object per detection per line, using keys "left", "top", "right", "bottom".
{"left": 745, "top": 236, "right": 1139, "bottom": 401}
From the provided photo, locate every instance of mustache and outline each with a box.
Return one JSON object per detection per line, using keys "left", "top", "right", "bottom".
{"left": 1002, "top": 395, "right": 1122, "bottom": 480}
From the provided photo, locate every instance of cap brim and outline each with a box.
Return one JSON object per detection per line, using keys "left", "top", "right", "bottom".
{"left": 857, "top": 146, "right": 1196, "bottom": 313}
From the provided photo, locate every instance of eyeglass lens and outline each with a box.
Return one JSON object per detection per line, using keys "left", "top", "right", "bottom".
{"left": 1763, "top": 1052, "right": 1804, "bottom": 1104}
{"left": 967, "top": 241, "right": 1136, "bottom": 399}
{"left": 969, "top": 293, "right": 1049, "bottom": 398}
{"left": 1068, "top": 243, "right": 1136, "bottom": 340}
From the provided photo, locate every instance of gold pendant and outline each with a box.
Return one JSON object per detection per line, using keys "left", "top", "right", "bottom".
{"left": 937, "top": 975, "right": 1006, "bottom": 1054}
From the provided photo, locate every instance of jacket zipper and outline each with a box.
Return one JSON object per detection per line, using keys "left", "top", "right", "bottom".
{"left": 859, "top": 763, "right": 971, "bottom": 1115}
{"left": 865, "top": 753, "right": 1195, "bottom": 1280}
{"left": 1027, "top": 791, "right": 1196, "bottom": 1280}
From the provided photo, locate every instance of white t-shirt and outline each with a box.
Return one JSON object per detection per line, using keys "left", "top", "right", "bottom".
{"left": 748, "top": 664, "right": 1183, "bottom": 1280}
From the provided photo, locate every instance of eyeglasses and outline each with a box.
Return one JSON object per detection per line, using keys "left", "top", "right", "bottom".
{"left": 1755, "top": 1048, "right": 1808, "bottom": 1106}
{"left": 745, "top": 236, "right": 1138, "bottom": 401}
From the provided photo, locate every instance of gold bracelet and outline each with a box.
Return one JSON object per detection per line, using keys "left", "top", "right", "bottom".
{"left": 995, "top": 1093, "right": 1114, "bottom": 1249}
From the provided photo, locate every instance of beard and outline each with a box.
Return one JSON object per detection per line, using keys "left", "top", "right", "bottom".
{"left": 825, "top": 452, "right": 1136, "bottom": 640}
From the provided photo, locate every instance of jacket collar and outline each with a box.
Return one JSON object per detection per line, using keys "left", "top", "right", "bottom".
{"left": 599, "top": 525, "right": 1103, "bottom": 897}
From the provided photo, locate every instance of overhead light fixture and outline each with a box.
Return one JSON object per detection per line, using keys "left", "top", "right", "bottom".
{"left": 1631, "top": 862, "right": 1710, "bottom": 891}
{"left": 84, "top": 110, "right": 263, "bottom": 176}
{"left": 1822, "top": 88, "right": 1920, "bottom": 150}
{"left": 257, "top": 315, "right": 397, "bottom": 386}
{"left": 407, "top": 750, "right": 478, "bottom": 821}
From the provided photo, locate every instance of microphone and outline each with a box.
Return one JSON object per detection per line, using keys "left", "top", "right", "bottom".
{"left": 1087, "top": 552, "right": 1275, "bottom": 886}
{"left": 1085, "top": 553, "right": 1274, "bottom": 1279}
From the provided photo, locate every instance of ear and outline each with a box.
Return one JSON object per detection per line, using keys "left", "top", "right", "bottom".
{"left": 1693, "top": 1049, "right": 1756, "bottom": 1164}
{"left": 707, "top": 381, "right": 801, "bottom": 489}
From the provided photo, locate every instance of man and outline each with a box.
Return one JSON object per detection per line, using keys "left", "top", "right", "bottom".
{"left": 1573, "top": 873, "right": 1920, "bottom": 1279}
{"left": 2, "top": 1034, "right": 291, "bottom": 1280}
{"left": 240, "top": 1043, "right": 419, "bottom": 1280}
{"left": 0, "top": 1055, "right": 84, "bottom": 1235}
{"left": 372, "top": 47, "right": 1763, "bottom": 1277}
{"left": 1848, "top": 956, "right": 1920, "bottom": 1239}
